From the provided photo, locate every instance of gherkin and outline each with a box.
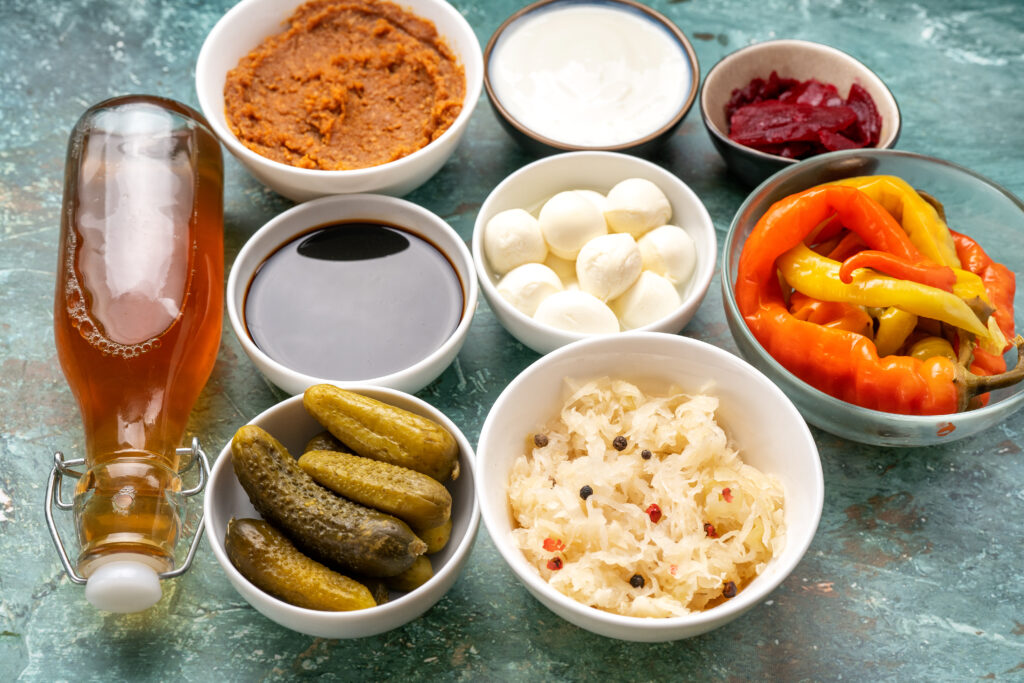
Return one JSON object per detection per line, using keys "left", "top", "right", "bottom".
{"left": 231, "top": 425, "right": 426, "bottom": 578}
{"left": 303, "top": 384, "right": 460, "bottom": 482}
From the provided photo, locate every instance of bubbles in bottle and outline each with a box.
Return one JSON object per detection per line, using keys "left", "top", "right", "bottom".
{"left": 63, "top": 234, "right": 171, "bottom": 359}
{"left": 66, "top": 276, "right": 162, "bottom": 359}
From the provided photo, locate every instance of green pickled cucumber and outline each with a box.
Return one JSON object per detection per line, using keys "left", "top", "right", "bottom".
{"left": 299, "top": 449, "right": 452, "bottom": 530}
{"left": 415, "top": 517, "right": 453, "bottom": 555}
{"left": 384, "top": 555, "right": 434, "bottom": 592}
{"left": 362, "top": 578, "right": 391, "bottom": 605}
{"left": 303, "top": 430, "right": 345, "bottom": 454}
{"left": 303, "top": 384, "right": 460, "bottom": 481}
{"left": 225, "top": 518, "right": 376, "bottom": 611}
{"left": 231, "top": 425, "right": 426, "bottom": 577}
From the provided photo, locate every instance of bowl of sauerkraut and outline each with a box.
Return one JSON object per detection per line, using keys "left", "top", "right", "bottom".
{"left": 475, "top": 331, "right": 823, "bottom": 641}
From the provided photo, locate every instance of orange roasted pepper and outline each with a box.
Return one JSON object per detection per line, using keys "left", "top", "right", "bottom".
{"left": 951, "top": 229, "right": 1016, "bottom": 379}
{"left": 788, "top": 291, "right": 873, "bottom": 338}
{"left": 838, "top": 250, "right": 956, "bottom": 292}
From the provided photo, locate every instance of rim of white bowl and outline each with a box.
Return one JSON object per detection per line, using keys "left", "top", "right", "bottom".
{"left": 475, "top": 331, "right": 824, "bottom": 634}
{"left": 699, "top": 38, "right": 902, "bottom": 165}
{"left": 203, "top": 388, "right": 481, "bottom": 625}
{"left": 195, "top": 0, "right": 483, "bottom": 182}
{"left": 472, "top": 151, "right": 717, "bottom": 347}
{"left": 226, "top": 194, "right": 478, "bottom": 394}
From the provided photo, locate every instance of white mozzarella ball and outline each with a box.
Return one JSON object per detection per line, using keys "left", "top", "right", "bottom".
{"left": 637, "top": 224, "right": 697, "bottom": 291}
{"left": 610, "top": 271, "right": 682, "bottom": 330}
{"left": 484, "top": 208, "right": 548, "bottom": 275}
{"left": 575, "top": 233, "right": 642, "bottom": 302}
{"left": 533, "top": 290, "right": 620, "bottom": 334}
{"left": 538, "top": 190, "right": 608, "bottom": 259}
{"left": 603, "top": 177, "right": 672, "bottom": 238}
{"left": 496, "top": 263, "right": 563, "bottom": 316}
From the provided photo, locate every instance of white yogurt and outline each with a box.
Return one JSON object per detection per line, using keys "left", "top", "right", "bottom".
{"left": 489, "top": 3, "right": 692, "bottom": 147}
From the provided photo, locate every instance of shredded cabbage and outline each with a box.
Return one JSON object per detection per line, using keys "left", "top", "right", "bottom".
{"left": 508, "top": 377, "right": 785, "bottom": 617}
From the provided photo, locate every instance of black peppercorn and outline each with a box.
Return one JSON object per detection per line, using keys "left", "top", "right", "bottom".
{"left": 612, "top": 435, "right": 628, "bottom": 451}
{"left": 640, "top": 449, "right": 652, "bottom": 460}
{"left": 534, "top": 433, "right": 549, "bottom": 447}
{"left": 579, "top": 485, "right": 594, "bottom": 500}
{"left": 723, "top": 580, "right": 737, "bottom": 598}
{"left": 629, "top": 574, "right": 645, "bottom": 588}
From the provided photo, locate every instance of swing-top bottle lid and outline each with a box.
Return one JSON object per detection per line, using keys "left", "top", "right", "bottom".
{"left": 84, "top": 557, "right": 163, "bottom": 613}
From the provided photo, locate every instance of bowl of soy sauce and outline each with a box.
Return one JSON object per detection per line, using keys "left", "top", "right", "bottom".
{"left": 227, "top": 195, "right": 478, "bottom": 395}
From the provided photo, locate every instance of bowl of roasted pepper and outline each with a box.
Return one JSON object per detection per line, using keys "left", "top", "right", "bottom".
{"left": 722, "top": 149, "right": 1024, "bottom": 446}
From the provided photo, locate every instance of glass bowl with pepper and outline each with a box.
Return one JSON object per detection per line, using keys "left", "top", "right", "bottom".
{"left": 700, "top": 39, "right": 901, "bottom": 187}
{"left": 722, "top": 149, "right": 1024, "bottom": 447}
{"left": 475, "top": 331, "right": 823, "bottom": 642}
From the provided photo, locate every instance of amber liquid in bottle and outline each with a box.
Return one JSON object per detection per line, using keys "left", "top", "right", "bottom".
{"left": 53, "top": 96, "right": 223, "bottom": 577}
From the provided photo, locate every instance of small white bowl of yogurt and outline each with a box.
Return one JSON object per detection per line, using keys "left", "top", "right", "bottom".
{"left": 484, "top": 0, "right": 700, "bottom": 155}
{"left": 472, "top": 151, "right": 716, "bottom": 355}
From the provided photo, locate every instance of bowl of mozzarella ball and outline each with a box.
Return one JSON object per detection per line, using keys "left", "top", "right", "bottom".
{"left": 472, "top": 151, "right": 717, "bottom": 354}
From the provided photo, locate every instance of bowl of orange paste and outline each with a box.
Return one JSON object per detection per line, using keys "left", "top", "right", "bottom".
{"left": 197, "top": 0, "right": 483, "bottom": 201}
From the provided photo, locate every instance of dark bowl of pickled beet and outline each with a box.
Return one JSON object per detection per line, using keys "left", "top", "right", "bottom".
{"left": 700, "top": 39, "right": 900, "bottom": 186}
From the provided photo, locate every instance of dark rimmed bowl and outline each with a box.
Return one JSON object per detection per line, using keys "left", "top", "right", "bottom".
{"left": 484, "top": 0, "right": 699, "bottom": 156}
{"left": 722, "top": 149, "right": 1024, "bottom": 446}
{"left": 701, "top": 39, "right": 901, "bottom": 187}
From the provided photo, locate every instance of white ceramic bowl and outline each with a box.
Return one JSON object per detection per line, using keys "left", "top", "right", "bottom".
{"left": 472, "top": 152, "right": 716, "bottom": 355}
{"left": 227, "top": 193, "right": 478, "bottom": 395}
{"left": 204, "top": 387, "right": 479, "bottom": 638}
{"left": 475, "top": 332, "right": 823, "bottom": 642}
{"left": 700, "top": 39, "right": 901, "bottom": 187}
{"left": 196, "top": 0, "right": 483, "bottom": 201}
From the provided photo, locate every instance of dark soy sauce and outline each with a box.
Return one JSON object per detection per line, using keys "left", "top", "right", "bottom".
{"left": 244, "top": 221, "right": 463, "bottom": 380}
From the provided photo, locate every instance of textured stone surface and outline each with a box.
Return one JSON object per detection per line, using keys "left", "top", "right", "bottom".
{"left": 2, "top": 0, "right": 1023, "bottom": 680}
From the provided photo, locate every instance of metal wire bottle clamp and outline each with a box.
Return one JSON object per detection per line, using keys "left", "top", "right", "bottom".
{"left": 44, "top": 437, "right": 211, "bottom": 585}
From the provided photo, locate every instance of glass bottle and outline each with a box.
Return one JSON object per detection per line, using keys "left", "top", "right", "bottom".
{"left": 52, "top": 95, "right": 223, "bottom": 611}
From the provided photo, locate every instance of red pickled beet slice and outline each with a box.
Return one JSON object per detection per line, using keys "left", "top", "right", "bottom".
{"left": 819, "top": 128, "right": 862, "bottom": 151}
{"left": 725, "top": 71, "right": 800, "bottom": 119}
{"left": 729, "top": 102, "right": 858, "bottom": 146}
{"left": 725, "top": 80, "right": 763, "bottom": 119}
{"left": 725, "top": 73, "right": 884, "bottom": 158}
{"left": 846, "top": 83, "right": 882, "bottom": 146}
{"left": 778, "top": 79, "right": 844, "bottom": 108}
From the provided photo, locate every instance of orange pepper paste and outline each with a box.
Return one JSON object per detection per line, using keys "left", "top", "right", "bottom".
{"left": 223, "top": 0, "right": 465, "bottom": 170}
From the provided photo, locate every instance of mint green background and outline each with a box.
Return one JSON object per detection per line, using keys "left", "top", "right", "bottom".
{"left": 2, "top": 1, "right": 1022, "bottom": 680}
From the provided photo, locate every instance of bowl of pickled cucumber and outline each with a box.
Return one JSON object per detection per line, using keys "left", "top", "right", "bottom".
{"left": 204, "top": 383, "right": 479, "bottom": 638}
